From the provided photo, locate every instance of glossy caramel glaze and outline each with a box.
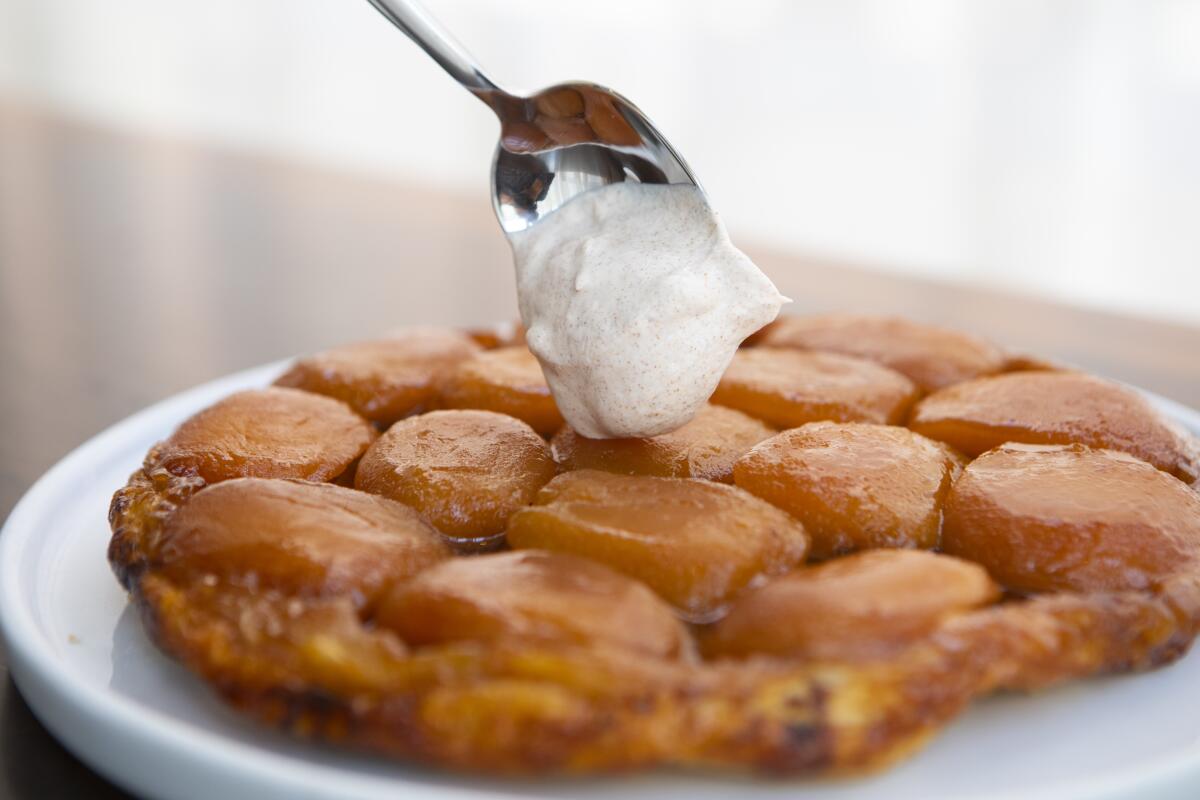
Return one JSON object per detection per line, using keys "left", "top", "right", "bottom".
{"left": 909, "top": 371, "right": 1200, "bottom": 484}
{"left": 711, "top": 348, "right": 918, "bottom": 428}
{"left": 551, "top": 404, "right": 774, "bottom": 483}
{"left": 703, "top": 550, "right": 1000, "bottom": 661}
{"left": 107, "top": 316, "right": 1200, "bottom": 777}
{"left": 355, "top": 409, "right": 556, "bottom": 541}
{"left": 108, "top": 387, "right": 376, "bottom": 587}
{"left": 147, "top": 387, "right": 375, "bottom": 484}
{"left": 156, "top": 478, "right": 449, "bottom": 611}
{"left": 375, "top": 550, "right": 691, "bottom": 659}
{"left": 943, "top": 443, "right": 1200, "bottom": 594}
{"left": 438, "top": 346, "right": 564, "bottom": 436}
{"left": 505, "top": 470, "right": 808, "bottom": 620}
{"left": 734, "top": 422, "right": 964, "bottom": 559}
{"left": 275, "top": 328, "right": 480, "bottom": 425}
{"left": 756, "top": 314, "right": 1011, "bottom": 392}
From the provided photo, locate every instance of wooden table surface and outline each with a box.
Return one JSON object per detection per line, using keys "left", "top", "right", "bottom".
{"left": 1, "top": 97, "right": 1198, "bottom": 798}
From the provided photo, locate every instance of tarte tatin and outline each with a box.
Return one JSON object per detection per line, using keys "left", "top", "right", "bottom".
{"left": 109, "top": 314, "right": 1200, "bottom": 775}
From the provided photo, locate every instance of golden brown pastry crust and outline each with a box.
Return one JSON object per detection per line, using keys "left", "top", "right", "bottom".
{"left": 129, "top": 567, "right": 1196, "bottom": 774}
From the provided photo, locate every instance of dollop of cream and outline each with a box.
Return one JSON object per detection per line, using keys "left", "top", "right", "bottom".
{"left": 510, "top": 182, "right": 786, "bottom": 439}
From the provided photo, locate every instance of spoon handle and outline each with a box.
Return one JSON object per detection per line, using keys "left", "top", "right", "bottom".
{"left": 364, "top": 0, "right": 501, "bottom": 95}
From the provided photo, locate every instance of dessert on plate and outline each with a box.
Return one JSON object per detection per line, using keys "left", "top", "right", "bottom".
{"left": 108, "top": 313, "right": 1200, "bottom": 776}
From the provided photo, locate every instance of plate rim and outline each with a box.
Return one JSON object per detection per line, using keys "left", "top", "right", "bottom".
{"left": 2, "top": 362, "right": 1199, "bottom": 800}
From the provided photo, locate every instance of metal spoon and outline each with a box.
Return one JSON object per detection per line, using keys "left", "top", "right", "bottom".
{"left": 363, "top": 0, "right": 700, "bottom": 234}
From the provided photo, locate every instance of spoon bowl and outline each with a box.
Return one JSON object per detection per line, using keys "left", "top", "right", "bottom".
{"left": 483, "top": 82, "right": 698, "bottom": 233}
{"left": 364, "top": 1, "right": 700, "bottom": 234}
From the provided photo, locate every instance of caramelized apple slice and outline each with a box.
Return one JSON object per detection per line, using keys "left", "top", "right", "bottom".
{"left": 375, "top": 550, "right": 690, "bottom": 658}
{"left": 703, "top": 550, "right": 999, "bottom": 661}
{"left": 909, "top": 371, "right": 1200, "bottom": 484}
{"left": 943, "top": 443, "right": 1200, "bottom": 594}
{"left": 275, "top": 328, "right": 480, "bottom": 425}
{"left": 156, "top": 478, "right": 449, "bottom": 609}
{"left": 551, "top": 404, "right": 774, "bottom": 483}
{"left": 438, "top": 346, "right": 564, "bottom": 436}
{"left": 734, "top": 422, "right": 963, "bottom": 559}
{"left": 109, "top": 388, "right": 376, "bottom": 588}
{"left": 711, "top": 348, "right": 918, "bottom": 429}
{"left": 757, "top": 314, "right": 1010, "bottom": 391}
{"left": 356, "top": 410, "right": 556, "bottom": 541}
{"left": 505, "top": 470, "right": 808, "bottom": 620}
{"left": 147, "top": 387, "right": 375, "bottom": 484}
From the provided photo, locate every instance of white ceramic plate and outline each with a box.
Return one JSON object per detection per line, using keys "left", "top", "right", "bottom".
{"left": 3, "top": 362, "right": 1200, "bottom": 800}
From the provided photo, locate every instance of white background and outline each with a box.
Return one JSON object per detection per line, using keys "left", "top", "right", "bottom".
{"left": 1, "top": 0, "right": 1197, "bottom": 323}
